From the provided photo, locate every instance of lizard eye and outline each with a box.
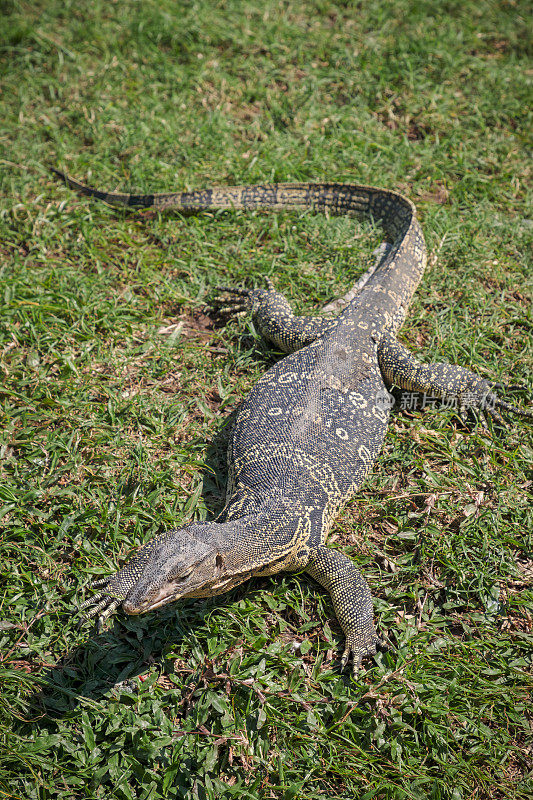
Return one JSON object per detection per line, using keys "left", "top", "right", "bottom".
{"left": 170, "top": 566, "right": 194, "bottom": 582}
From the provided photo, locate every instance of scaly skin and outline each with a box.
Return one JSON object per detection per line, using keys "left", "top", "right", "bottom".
{"left": 53, "top": 169, "right": 532, "bottom": 671}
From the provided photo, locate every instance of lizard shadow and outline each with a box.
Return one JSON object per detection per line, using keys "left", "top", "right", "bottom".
{"left": 25, "top": 591, "right": 244, "bottom": 724}
{"left": 22, "top": 336, "right": 282, "bottom": 724}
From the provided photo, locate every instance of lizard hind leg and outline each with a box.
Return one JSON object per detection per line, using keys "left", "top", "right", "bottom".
{"left": 215, "top": 281, "right": 334, "bottom": 353}
{"left": 214, "top": 242, "right": 394, "bottom": 353}
{"left": 377, "top": 331, "right": 532, "bottom": 429}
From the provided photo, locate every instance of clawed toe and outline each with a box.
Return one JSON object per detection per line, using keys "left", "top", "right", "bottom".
{"left": 457, "top": 383, "right": 532, "bottom": 433}
{"left": 478, "top": 389, "right": 532, "bottom": 432}
{"left": 79, "top": 589, "right": 108, "bottom": 613}
{"left": 91, "top": 576, "right": 112, "bottom": 589}
{"left": 79, "top": 576, "right": 123, "bottom": 627}
{"left": 79, "top": 596, "right": 121, "bottom": 629}
{"left": 489, "top": 395, "right": 533, "bottom": 421}
{"left": 491, "top": 382, "right": 528, "bottom": 393}
{"left": 212, "top": 285, "right": 255, "bottom": 318}
{"left": 215, "top": 302, "right": 248, "bottom": 314}
{"left": 340, "top": 634, "right": 379, "bottom": 674}
{"left": 484, "top": 405, "right": 507, "bottom": 429}
{"left": 340, "top": 644, "right": 357, "bottom": 673}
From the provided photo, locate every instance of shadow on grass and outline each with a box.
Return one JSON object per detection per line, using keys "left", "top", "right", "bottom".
{"left": 24, "top": 598, "right": 227, "bottom": 722}
{"left": 20, "top": 410, "right": 262, "bottom": 725}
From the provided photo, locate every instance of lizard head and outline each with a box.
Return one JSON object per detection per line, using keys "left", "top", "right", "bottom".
{"left": 82, "top": 523, "right": 237, "bottom": 622}
{"left": 120, "top": 524, "right": 228, "bottom": 613}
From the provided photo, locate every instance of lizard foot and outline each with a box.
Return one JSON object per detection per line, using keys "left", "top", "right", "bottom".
{"left": 79, "top": 577, "right": 123, "bottom": 629}
{"left": 340, "top": 628, "right": 381, "bottom": 674}
{"left": 457, "top": 380, "right": 532, "bottom": 432}
{"left": 213, "top": 280, "right": 277, "bottom": 317}
{"left": 212, "top": 285, "right": 253, "bottom": 316}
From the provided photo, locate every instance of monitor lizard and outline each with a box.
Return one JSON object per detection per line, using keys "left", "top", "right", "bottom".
{"left": 52, "top": 169, "right": 531, "bottom": 671}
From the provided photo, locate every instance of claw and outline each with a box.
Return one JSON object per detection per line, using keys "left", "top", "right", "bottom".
{"left": 458, "top": 403, "right": 471, "bottom": 428}
{"left": 78, "top": 573, "right": 124, "bottom": 627}
{"left": 97, "top": 598, "right": 121, "bottom": 624}
{"left": 82, "top": 594, "right": 114, "bottom": 621}
{"left": 340, "top": 644, "right": 352, "bottom": 672}
{"left": 352, "top": 651, "right": 364, "bottom": 675}
{"left": 478, "top": 413, "right": 490, "bottom": 432}
{"left": 211, "top": 284, "right": 264, "bottom": 322}
{"left": 81, "top": 592, "right": 122, "bottom": 628}
{"left": 484, "top": 405, "right": 508, "bottom": 429}
{"left": 457, "top": 383, "right": 532, "bottom": 432}
{"left": 217, "top": 303, "right": 247, "bottom": 314}
{"left": 91, "top": 576, "right": 112, "bottom": 589}
{"left": 340, "top": 632, "right": 378, "bottom": 674}
{"left": 341, "top": 645, "right": 372, "bottom": 675}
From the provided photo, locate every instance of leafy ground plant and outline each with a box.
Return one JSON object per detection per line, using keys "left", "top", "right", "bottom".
{"left": 0, "top": 1, "right": 531, "bottom": 798}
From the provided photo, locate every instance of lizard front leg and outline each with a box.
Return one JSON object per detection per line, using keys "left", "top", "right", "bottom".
{"left": 306, "top": 545, "right": 378, "bottom": 672}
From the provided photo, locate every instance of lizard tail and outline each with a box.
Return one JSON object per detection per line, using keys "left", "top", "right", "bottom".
{"left": 50, "top": 168, "right": 416, "bottom": 225}
{"left": 51, "top": 167, "right": 157, "bottom": 208}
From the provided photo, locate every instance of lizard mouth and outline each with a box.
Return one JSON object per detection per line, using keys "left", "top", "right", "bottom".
{"left": 121, "top": 571, "right": 243, "bottom": 614}
{"left": 122, "top": 583, "right": 181, "bottom": 614}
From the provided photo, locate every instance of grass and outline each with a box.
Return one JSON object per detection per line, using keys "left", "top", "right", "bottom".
{"left": 0, "top": 0, "right": 532, "bottom": 798}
